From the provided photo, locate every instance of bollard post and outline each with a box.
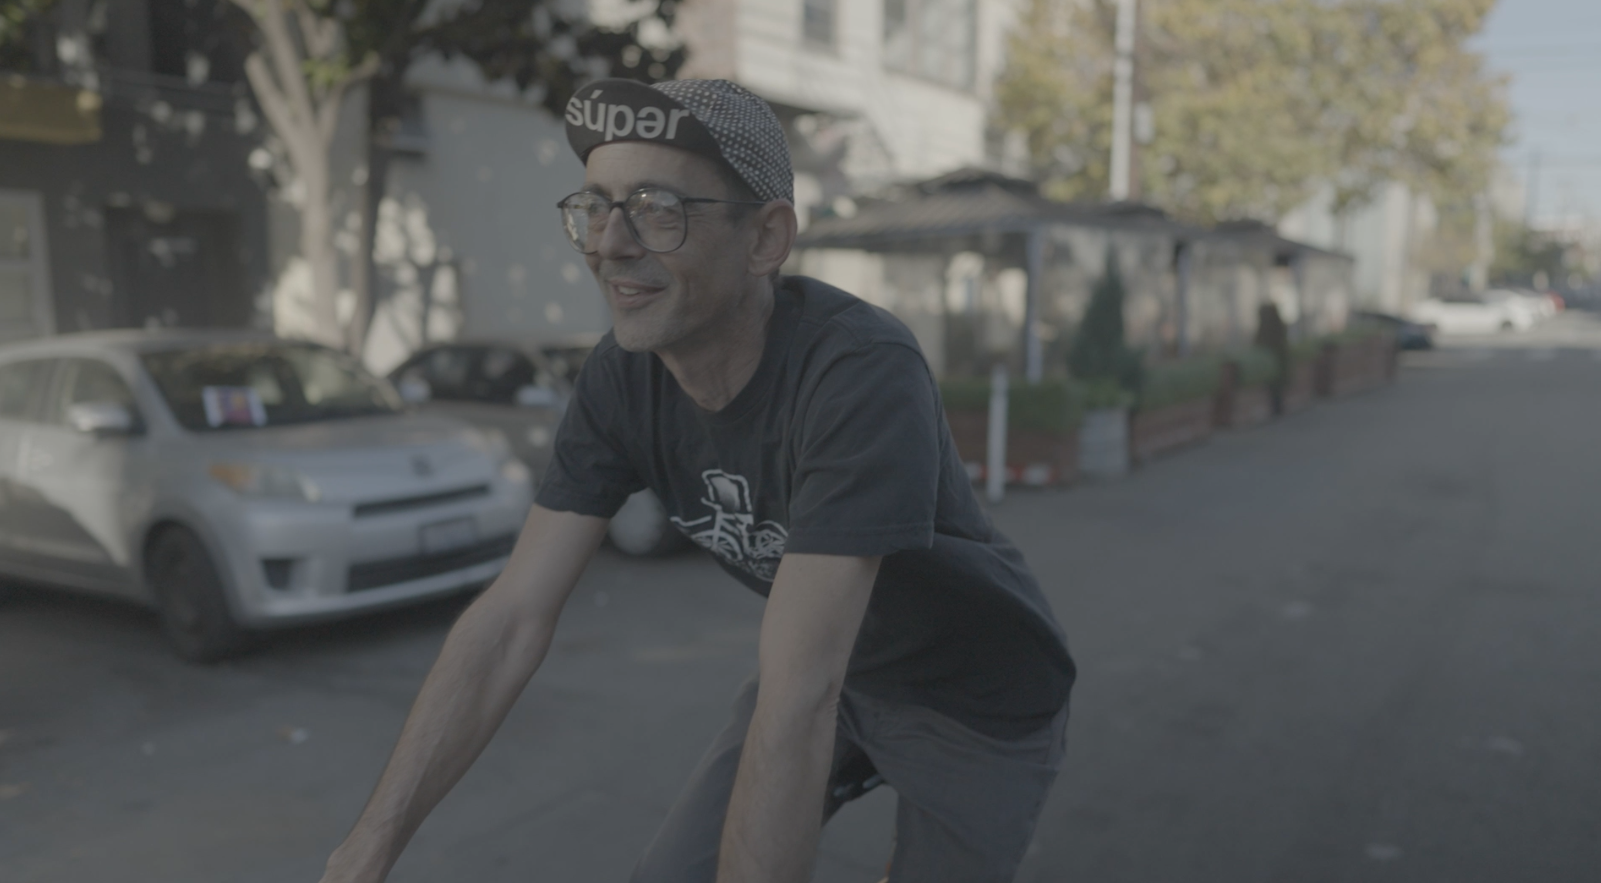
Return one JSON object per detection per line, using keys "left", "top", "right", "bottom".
{"left": 986, "top": 363, "right": 1009, "bottom": 504}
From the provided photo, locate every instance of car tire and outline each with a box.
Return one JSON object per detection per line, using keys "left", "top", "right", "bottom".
{"left": 608, "top": 490, "right": 689, "bottom": 557}
{"left": 147, "top": 526, "right": 251, "bottom": 663}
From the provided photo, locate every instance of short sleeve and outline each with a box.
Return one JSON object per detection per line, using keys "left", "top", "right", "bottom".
{"left": 785, "top": 342, "right": 939, "bottom": 556}
{"left": 533, "top": 352, "right": 645, "bottom": 518}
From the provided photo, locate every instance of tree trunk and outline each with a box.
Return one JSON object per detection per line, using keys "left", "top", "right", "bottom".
{"left": 298, "top": 163, "right": 344, "bottom": 347}
{"left": 348, "top": 70, "right": 404, "bottom": 358}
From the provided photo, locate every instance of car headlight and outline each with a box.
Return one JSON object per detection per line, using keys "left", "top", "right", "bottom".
{"left": 468, "top": 427, "right": 512, "bottom": 459}
{"left": 208, "top": 462, "right": 322, "bottom": 502}
{"left": 500, "top": 457, "right": 531, "bottom": 486}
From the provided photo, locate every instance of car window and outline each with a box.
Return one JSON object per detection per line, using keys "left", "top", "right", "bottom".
{"left": 395, "top": 346, "right": 481, "bottom": 401}
{"left": 141, "top": 342, "right": 401, "bottom": 432}
{"left": 48, "top": 359, "right": 139, "bottom": 425}
{"left": 0, "top": 358, "right": 52, "bottom": 421}
{"left": 474, "top": 347, "right": 536, "bottom": 404}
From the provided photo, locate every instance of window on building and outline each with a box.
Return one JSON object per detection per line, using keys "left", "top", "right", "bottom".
{"left": 883, "top": 0, "right": 977, "bottom": 90}
{"left": 803, "top": 0, "right": 837, "bottom": 48}
{"left": 146, "top": 0, "right": 250, "bottom": 83}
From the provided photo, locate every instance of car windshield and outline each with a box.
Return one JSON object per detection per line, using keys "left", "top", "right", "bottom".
{"left": 141, "top": 341, "right": 402, "bottom": 432}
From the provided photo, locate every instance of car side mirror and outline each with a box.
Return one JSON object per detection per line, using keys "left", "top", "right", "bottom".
{"left": 514, "top": 384, "right": 559, "bottom": 408}
{"left": 67, "top": 402, "right": 140, "bottom": 436}
{"left": 397, "top": 377, "right": 432, "bottom": 404}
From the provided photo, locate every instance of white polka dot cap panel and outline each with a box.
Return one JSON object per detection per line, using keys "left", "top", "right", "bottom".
{"left": 652, "top": 79, "right": 795, "bottom": 205}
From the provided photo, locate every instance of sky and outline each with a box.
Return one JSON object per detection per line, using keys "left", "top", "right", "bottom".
{"left": 1476, "top": 0, "right": 1601, "bottom": 229}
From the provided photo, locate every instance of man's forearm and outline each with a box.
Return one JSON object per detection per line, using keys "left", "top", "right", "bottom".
{"left": 323, "top": 592, "right": 559, "bottom": 882}
{"left": 716, "top": 688, "right": 841, "bottom": 883}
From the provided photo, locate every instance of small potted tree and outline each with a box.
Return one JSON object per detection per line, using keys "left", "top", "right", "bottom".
{"left": 1069, "top": 249, "right": 1141, "bottom": 479}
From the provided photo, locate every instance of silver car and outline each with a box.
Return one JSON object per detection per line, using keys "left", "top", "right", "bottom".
{"left": 389, "top": 338, "right": 688, "bottom": 557}
{"left": 0, "top": 330, "right": 533, "bottom": 661}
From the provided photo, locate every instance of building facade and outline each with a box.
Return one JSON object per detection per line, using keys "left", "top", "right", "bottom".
{"left": 0, "top": 0, "right": 273, "bottom": 343}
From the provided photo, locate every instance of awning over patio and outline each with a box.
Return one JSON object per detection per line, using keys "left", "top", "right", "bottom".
{"left": 797, "top": 168, "right": 1193, "bottom": 252}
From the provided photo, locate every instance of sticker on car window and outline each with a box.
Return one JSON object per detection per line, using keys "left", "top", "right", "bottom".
{"left": 201, "top": 386, "right": 267, "bottom": 428}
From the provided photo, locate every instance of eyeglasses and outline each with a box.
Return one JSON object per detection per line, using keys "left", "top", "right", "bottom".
{"left": 556, "top": 187, "right": 768, "bottom": 255}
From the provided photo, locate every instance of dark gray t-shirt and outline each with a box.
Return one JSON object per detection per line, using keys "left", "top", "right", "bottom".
{"left": 536, "top": 276, "right": 1074, "bottom": 738}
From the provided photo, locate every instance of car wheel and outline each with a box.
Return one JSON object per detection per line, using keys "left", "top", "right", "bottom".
{"left": 147, "top": 527, "right": 251, "bottom": 663}
{"left": 608, "top": 490, "right": 689, "bottom": 557}
{"left": 1499, "top": 320, "right": 1514, "bottom": 332}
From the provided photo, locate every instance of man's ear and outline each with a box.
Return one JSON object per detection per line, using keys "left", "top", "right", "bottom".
{"left": 748, "top": 200, "right": 798, "bottom": 278}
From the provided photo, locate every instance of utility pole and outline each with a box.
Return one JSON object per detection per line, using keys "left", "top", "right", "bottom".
{"left": 1526, "top": 149, "right": 1542, "bottom": 228}
{"left": 1109, "top": 0, "right": 1138, "bottom": 201}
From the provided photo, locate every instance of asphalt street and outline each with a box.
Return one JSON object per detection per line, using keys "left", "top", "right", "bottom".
{"left": 4, "top": 313, "right": 1601, "bottom": 883}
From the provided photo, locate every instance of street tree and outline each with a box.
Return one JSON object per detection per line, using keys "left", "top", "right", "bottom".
{"left": 227, "top": 0, "right": 369, "bottom": 347}
{"left": 229, "top": 0, "right": 684, "bottom": 354}
{"left": 0, "top": 0, "right": 60, "bottom": 72}
{"left": 995, "top": 0, "right": 1510, "bottom": 225}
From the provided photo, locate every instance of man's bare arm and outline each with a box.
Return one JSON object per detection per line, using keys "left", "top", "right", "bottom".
{"left": 319, "top": 504, "right": 610, "bottom": 883}
{"left": 716, "top": 552, "right": 880, "bottom": 883}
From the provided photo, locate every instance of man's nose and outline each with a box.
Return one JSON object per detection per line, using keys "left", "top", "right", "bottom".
{"left": 595, "top": 205, "right": 645, "bottom": 259}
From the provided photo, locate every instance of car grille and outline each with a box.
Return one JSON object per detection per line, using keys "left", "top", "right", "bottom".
{"left": 346, "top": 534, "right": 517, "bottom": 593}
{"left": 352, "top": 485, "right": 490, "bottom": 518}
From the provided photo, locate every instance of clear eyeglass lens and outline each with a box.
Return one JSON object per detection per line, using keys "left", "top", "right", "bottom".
{"left": 627, "top": 189, "right": 686, "bottom": 251}
{"left": 560, "top": 189, "right": 688, "bottom": 253}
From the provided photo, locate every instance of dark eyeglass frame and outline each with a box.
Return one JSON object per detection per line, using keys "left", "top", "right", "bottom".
{"left": 555, "top": 187, "right": 769, "bottom": 255}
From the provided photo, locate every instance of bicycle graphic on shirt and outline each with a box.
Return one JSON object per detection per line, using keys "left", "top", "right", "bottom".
{"left": 669, "top": 470, "right": 788, "bottom": 582}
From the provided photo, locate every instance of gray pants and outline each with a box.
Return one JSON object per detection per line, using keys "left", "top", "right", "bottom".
{"left": 632, "top": 674, "right": 1068, "bottom": 883}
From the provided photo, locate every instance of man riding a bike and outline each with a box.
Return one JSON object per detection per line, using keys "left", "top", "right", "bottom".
{"left": 318, "top": 77, "right": 1075, "bottom": 883}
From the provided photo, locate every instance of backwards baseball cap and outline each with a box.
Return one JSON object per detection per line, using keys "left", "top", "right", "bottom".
{"left": 564, "top": 78, "right": 794, "bottom": 205}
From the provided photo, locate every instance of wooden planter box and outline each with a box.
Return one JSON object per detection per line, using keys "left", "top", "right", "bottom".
{"left": 1316, "top": 337, "right": 1396, "bottom": 398}
{"left": 945, "top": 410, "right": 1079, "bottom": 487}
{"left": 1282, "top": 360, "right": 1316, "bottom": 414}
{"left": 1213, "top": 361, "right": 1275, "bottom": 429}
{"left": 1130, "top": 398, "right": 1214, "bottom": 464}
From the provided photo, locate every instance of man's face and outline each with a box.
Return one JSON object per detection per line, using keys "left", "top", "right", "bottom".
{"left": 581, "top": 142, "right": 760, "bottom": 353}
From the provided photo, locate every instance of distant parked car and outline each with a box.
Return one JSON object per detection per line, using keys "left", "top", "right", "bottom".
{"left": 388, "top": 339, "right": 688, "bottom": 558}
{"left": 1354, "top": 310, "right": 1435, "bottom": 350}
{"left": 0, "top": 331, "right": 533, "bottom": 661}
{"left": 1412, "top": 294, "right": 1533, "bottom": 335}
{"left": 1485, "top": 288, "right": 1548, "bottom": 328}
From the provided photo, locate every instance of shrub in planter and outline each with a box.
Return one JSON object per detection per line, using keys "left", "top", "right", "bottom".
{"left": 1318, "top": 324, "right": 1396, "bottom": 397}
{"left": 1077, "top": 378, "right": 1133, "bottom": 479}
{"left": 1215, "top": 346, "right": 1279, "bottom": 428}
{"left": 1283, "top": 337, "right": 1324, "bottom": 413}
{"left": 939, "top": 379, "right": 1083, "bottom": 486}
{"left": 1131, "top": 356, "right": 1221, "bottom": 462}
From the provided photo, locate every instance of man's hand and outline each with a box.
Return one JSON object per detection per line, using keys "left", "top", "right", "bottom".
{"left": 716, "top": 553, "right": 880, "bottom": 883}
{"left": 318, "top": 505, "right": 609, "bottom": 883}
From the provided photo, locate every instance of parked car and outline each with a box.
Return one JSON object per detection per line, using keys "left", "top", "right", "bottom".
{"left": 1485, "top": 288, "right": 1548, "bottom": 328}
{"left": 0, "top": 330, "right": 533, "bottom": 661}
{"left": 1411, "top": 294, "right": 1533, "bottom": 335}
{"left": 387, "top": 338, "right": 688, "bottom": 558}
{"left": 1353, "top": 310, "right": 1436, "bottom": 350}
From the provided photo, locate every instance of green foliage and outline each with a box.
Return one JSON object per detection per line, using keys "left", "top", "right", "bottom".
{"left": 1329, "top": 322, "right": 1391, "bottom": 345}
{"left": 1068, "top": 248, "right": 1144, "bottom": 391}
{"left": 1290, "top": 337, "right": 1327, "bottom": 365}
{"left": 319, "top": 0, "right": 685, "bottom": 127}
{"left": 0, "top": 0, "right": 58, "bottom": 72}
{"left": 1079, "top": 377, "right": 1134, "bottom": 411}
{"left": 939, "top": 379, "right": 1085, "bottom": 432}
{"left": 1139, "top": 356, "right": 1223, "bottom": 411}
{"left": 1229, "top": 346, "right": 1281, "bottom": 389}
{"left": 1491, "top": 218, "right": 1573, "bottom": 288}
{"left": 995, "top": 0, "right": 1510, "bottom": 223}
